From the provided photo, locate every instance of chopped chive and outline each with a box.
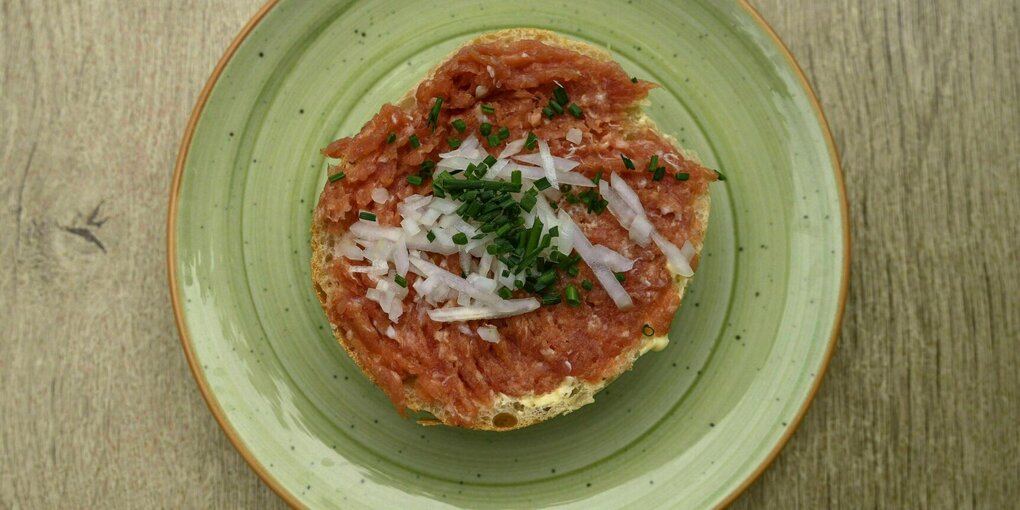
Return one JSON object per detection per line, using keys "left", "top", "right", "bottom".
{"left": 497, "top": 126, "right": 510, "bottom": 140}
{"left": 615, "top": 272, "right": 625, "bottom": 282}
{"left": 567, "top": 265, "right": 580, "bottom": 277}
{"left": 542, "top": 293, "right": 562, "bottom": 305}
{"left": 328, "top": 171, "right": 346, "bottom": 183}
{"left": 553, "top": 86, "right": 569, "bottom": 106}
{"left": 519, "top": 193, "right": 537, "bottom": 212}
{"left": 487, "top": 133, "right": 501, "bottom": 147}
{"left": 358, "top": 211, "right": 376, "bottom": 221}
{"left": 565, "top": 285, "right": 580, "bottom": 305}
{"left": 565, "top": 193, "right": 580, "bottom": 204}
{"left": 566, "top": 103, "right": 583, "bottom": 118}
{"left": 409, "top": 134, "right": 420, "bottom": 148}
{"left": 631, "top": 76, "right": 638, "bottom": 83}
{"left": 592, "top": 169, "right": 603, "bottom": 185}
{"left": 394, "top": 275, "right": 408, "bottom": 288}
{"left": 621, "top": 154, "right": 635, "bottom": 169}
{"left": 432, "top": 182, "right": 446, "bottom": 198}
{"left": 451, "top": 119, "right": 467, "bottom": 133}
{"left": 641, "top": 324, "right": 655, "bottom": 336}
{"left": 716, "top": 170, "right": 727, "bottom": 181}
{"left": 542, "top": 106, "right": 555, "bottom": 119}
{"left": 498, "top": 287, "right": 513, "bottom": 299}
{"left": 386, "top": 132, "right": 396, "bottom": 144}
{"left": 511, "top": 170, "right": 522, "bottom": 185}
{"left": 427, "top": 97, "right": 443, "bottom": 129}
{"left": 426, "top": 230, "right": 436, "bottom": 242}
{"left": 406, "top": 175, "right": 423, "bottom": 185}
{"left": 652, "top": 167, "right": 665, "bottom": 181}
{"left": 548, "top": 99, "right": 564, "bottom": 114}
{"left": 481, "top": 103, "right": 495, "bottom": 114}
{"left": 452, "top": 232, "right": 469, "bottom": 245}
{"left": 581, "top": 280, "right": 593, "bottom": 291}
{"left": 479, "top": 122, "right": 492, "bottom": 136}
{"left": 675, "top": 172, "right": 690, "bottom": 181}
{"left": 447, "top": 137, "right": 461, "bottom": 149}
{"left": 420, "top": 160, "right": 435, "bottom": 174}
{"left": 483, "top": 155, "right": 497, "bottom": 167}
{"left": 440, "top": 179, "right": 522, "bottom": 192}
{"left": 649, "top": 155, "right": 659, "bottom": 172}
{"left": 525, "top": 131, "right": 538, "bottom": 150}
{"left": 534, "top": 177, "right": 552, "bottom": 191}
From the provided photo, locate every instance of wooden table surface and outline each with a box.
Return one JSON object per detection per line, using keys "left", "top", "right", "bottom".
{"left": 2, "top": 1, "right": 1018, "bottom": 508}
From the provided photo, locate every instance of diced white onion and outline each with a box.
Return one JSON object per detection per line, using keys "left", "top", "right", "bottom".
{"left": 393, "top": 237, "right": 409, "bottom": 276}
{"left": 513, "top": 153, "right": 582, "bottom": 172}
{"left": 680, "top": 240, "right": 696, "bottom": 260}
{"left": 349, "top": 221, "right": 402, "bottom": 241}
{"left": 591, "top": 245, "right": 635, "bottom": 272}
{"left": 336, "top": 234, "right": 364, "bottom": 261}
{"left": 566, "top": 128, "right": 582, "bottom": 145}
{"left": 426, "top": 299, "right": 540, "bottom": 322}
{"left": 428, "top": 197, "right": 460, "bottom": 214}
{"left": 498, "top": 138, "right": 526, "bottom": 159}
{"left": 610, "top": 172, "right": 645, "bottom": 215}
{"left": 560, "top": 211, "right": 634, "bottom": 309}
{"left": 536, "top": 139, "right": 558, "bottom": 189}
{"left": 477, "top": 325, "right": 501, "bottom": 343}
{"left": 503, "top": 162, "right": 595, "bottom": 187}
{"left": 653, "top": 232, "right": 694, "bottom": 277}
{"left": 629, "top": 215, "right": 654, "bottom": 246}
{"left": 400, "top": 217, "right": 421, "bottom": 236}
{"left": 371, "top": 188, "right": 390, "bottom": 204}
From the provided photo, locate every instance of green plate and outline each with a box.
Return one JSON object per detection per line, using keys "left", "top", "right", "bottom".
{"left": 169, "top": 0, "right": 848, "bottom": 508}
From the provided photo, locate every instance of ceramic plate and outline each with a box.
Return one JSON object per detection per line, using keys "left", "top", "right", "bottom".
{"left": 169, "top": 0, "right": 847, "bottom": 508}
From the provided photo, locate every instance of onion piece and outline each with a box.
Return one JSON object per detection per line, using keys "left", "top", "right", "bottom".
{"left": 498, "top": 138, "right": 526, "bottom": 159}
{"left": 409, "top": 256, "right": 506, "bottom": 307}
{"left": 502, "top": 162, "right": 596, "bottom": 187}
{"left": 560, "top": 211, "right": 634, "bottom": 309}
{"left": 536, "top": 138, "right": 558, "bottom": 189}
{"left": 437, "top": 156, "right": 483, "bottom": 170}
{"left": 393, "top": 237, "right": 409, "bottom": 276}
{"left": 400, "top": 217, "right": 421, "bottom": 236}
{"left": 485, "top": 158, "right": 510, "bottom": 180}
{"left": 477, "top": 325, "right": 501, "bottom": 343}
{"left": 629, "top": 215, "right": 654, "bottom": 247}
{"left": 513, "top": 153, "right": 581, "bottom": 172}
{"left": 335, "top": 234, "right": 364, "bottom": 261}
{"left": 427, "top": 299, "right": 540, "bottom": 322}
{"left": 652, "top": 232, "right": 694, "bottom": 277}
{"left": 593, "top": 266, "right": 633, "bottom": 309}
{"left": 610, "top": 172, "right": 645, "bottom": 215}
{"left": 371, "top": 188, "right": 390, "bottom": 204}
{"left": 566, "top": 128, "right": 582, "bottom": 145}
{"left": 349, "top": 221, "right": 402, "bottom": 242}
{"left": 555, "top": 210, "right": 575, "bottom": 255}
{"left": 591, "top": 245, "right": 635, "bottom": 272}
{"left": 680, "top": 240, "right": 696, "bottom": 260}
{"left": 439, "top": 135, "right": 481, "bottom": 159}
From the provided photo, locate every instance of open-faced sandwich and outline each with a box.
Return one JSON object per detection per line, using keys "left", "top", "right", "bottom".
{"left": 312, "top": 29, "right": 719, "bottom": 430}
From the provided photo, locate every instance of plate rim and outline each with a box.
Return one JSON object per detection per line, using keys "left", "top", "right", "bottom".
{"left": 166, "top": 1, "right": 851, "bottom": 508}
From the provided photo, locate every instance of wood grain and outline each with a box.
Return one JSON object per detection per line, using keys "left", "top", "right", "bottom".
{"left": 1, "top": 0, "right": 1017, "bottom": 508}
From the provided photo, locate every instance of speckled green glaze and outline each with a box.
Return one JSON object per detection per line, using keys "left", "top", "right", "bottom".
{"left": 171, "top": 1, "right": 846, "bottom": 508}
